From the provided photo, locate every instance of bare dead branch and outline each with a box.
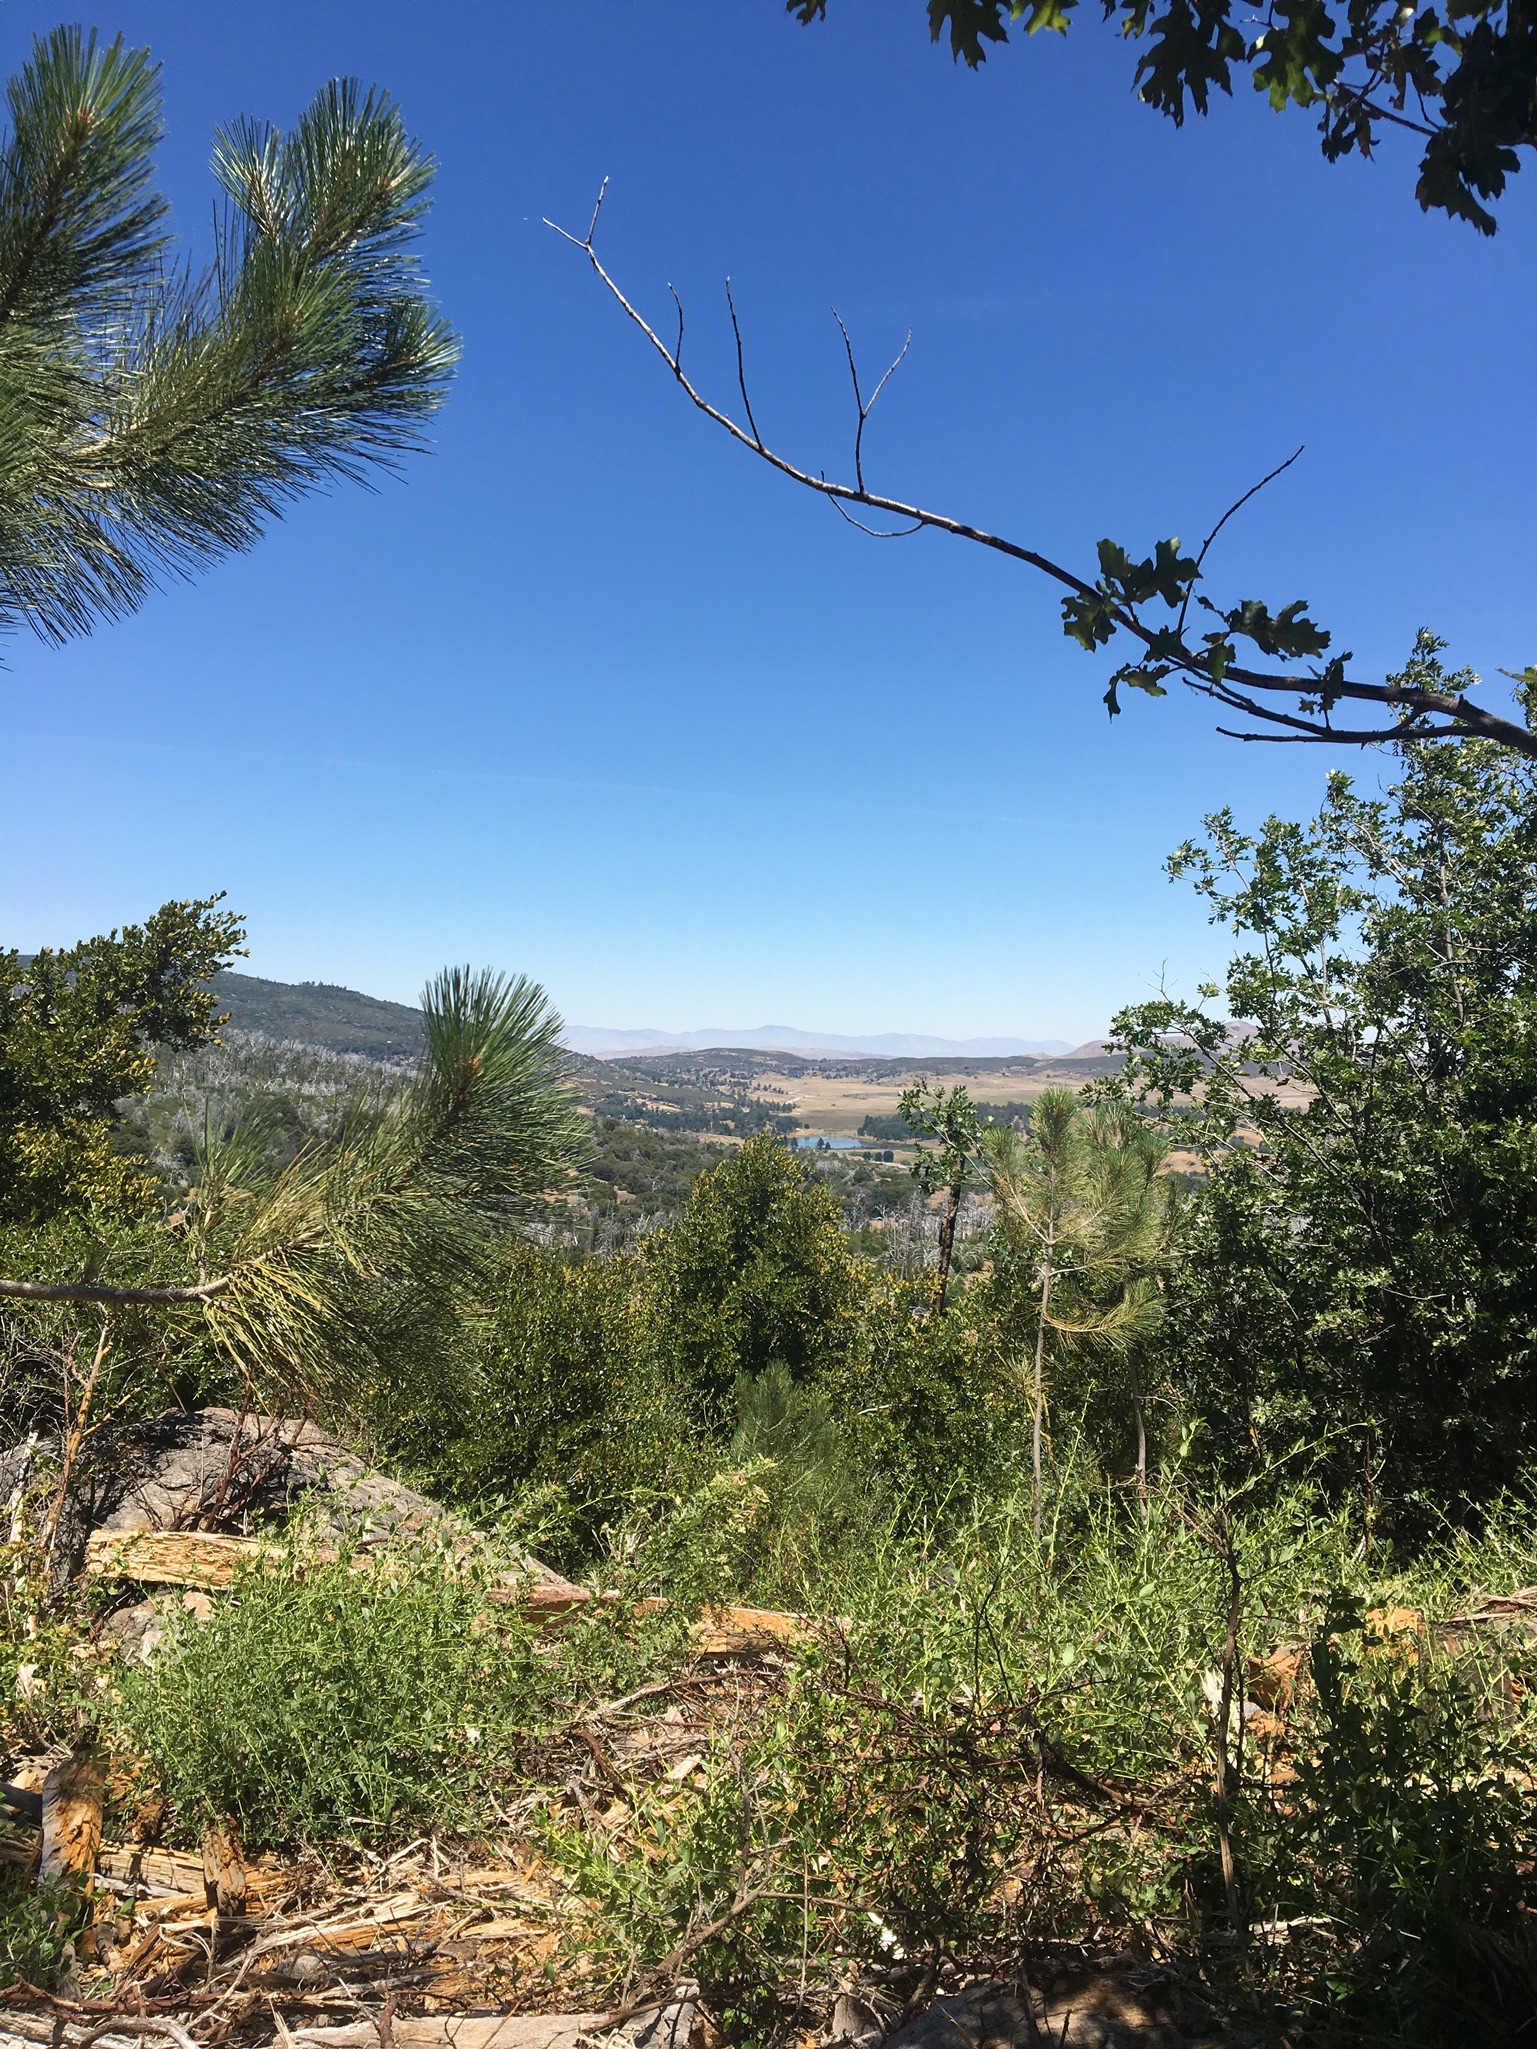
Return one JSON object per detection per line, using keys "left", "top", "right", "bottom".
{"left": 1218, "top": 722, "right": 1472, "bottom": 746}
{"left": 723, "top": 278, "right": 764, "bottom": 450}
{"left": 832, "top": 308, "right": 866, "bottom": 487}
{"left": 830, "top": 496, "right": 925, "bottom": 539}
{"left": 831, "top": 310, "right": 912, "bottom": 497}
{"left": 547, "top": 190, "right": 1537, "bottom": 761}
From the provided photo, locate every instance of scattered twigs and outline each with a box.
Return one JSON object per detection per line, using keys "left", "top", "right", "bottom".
{"left": 830, "top": 307, "right": 911, "bottom": 501}
{"left": 79, "top": 2021, "right": 198, "bottom": 2049}
{"left": 723, "top": 278, "right": 763, "bottom": 451}
{"left": 592, "top": 1881, "right": 775, "bottom": 2031}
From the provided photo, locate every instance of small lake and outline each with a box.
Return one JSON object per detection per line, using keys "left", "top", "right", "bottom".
{"left": 792, "top": 1133, "right": 863, "bottom": 1150}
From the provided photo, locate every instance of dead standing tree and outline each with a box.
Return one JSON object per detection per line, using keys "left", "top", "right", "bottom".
{"left": 549, "top": 184, "right": 1537, "bottom": 761}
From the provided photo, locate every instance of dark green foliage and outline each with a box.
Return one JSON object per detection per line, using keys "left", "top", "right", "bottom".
{"left": 434, "top": 1237, "right": 693, "bottom": 1531}
{"left": 1114, "top": 645, "right": 1537, "bottom": 1525}
{"left": 974, "top": 1098, "right": 1035, "bottom": 1129}
{"left": 792, "top": 0, "right": 1537, "bottom": 233}
{"left": 581, "top": 1117, "right": 718, "bottom": 1218}
{"left": 0, "top": 897, "right": 244, "bottom": 1225}
{"left": 1283, "top": 1592, "right": 1537, "bottom": 2040}
{"left": 0, "top": 27, "right": 456, "bottom": 646}
{"left": 857, "top": 1112, "right": 915, "bottom": 1141}
{"left": 900, "top": 1082, "right": 986, "bottom": 1308}
{"left": 724, "top": 1361, "right": 881, "bottom": 1598}
{"left": 646, "top": 1135, "right": 865, "bottom": 1414}
{"left": 0, "top": 1868, "right": 85, "bottom": 1982}
{"left": 831, "top": 1275, "right": 1022, "bottom": 1511}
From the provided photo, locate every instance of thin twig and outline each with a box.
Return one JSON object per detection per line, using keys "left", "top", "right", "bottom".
{"left": 1176, "top": 446, "right": 1305, "bottom": 636}
{"left": 724, "top": 279, "right": 763, "bottom": 449}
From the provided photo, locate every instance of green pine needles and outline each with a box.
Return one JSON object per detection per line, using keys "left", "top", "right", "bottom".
{"left": 0, "top": 26, "right": 458, "bottom": 645}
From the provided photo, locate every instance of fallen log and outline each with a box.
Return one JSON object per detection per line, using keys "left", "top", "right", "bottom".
{"left": 83, "top": 1529, "right": 812, "bottom": 1649}
{"left": 291, "top": 2019, "right": 609, "bottom": 2049}
{"left": 85, "top": 1528, "right": 329, "bottom": 1589}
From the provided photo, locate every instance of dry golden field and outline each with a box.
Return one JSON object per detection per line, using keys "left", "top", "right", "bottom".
{"left": 766, "top": 1058, "right": 1114, "bottom": 1138}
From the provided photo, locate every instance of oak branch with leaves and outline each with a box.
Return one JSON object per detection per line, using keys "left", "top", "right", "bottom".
{"left": 792, "top": 0, "right": 1537, "bottom": 236}
{"left": 551, "top": 187, "right": 1536, "bottom": 761}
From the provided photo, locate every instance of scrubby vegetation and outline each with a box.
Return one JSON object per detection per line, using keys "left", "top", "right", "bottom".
{"left": 8, "top": 708, "right": 1537, "bottom": 2042}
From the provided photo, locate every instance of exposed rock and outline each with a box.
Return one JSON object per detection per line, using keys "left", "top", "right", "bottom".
{"left": 85, "top": 1407, "right": 447, "bottom": 1542}
{"left": 101, "top": 1588, "right": 215, "bottom": 1664}
{"left": 60, "top": 1406, "right": 580, "bottom": 1598}
{"left": 880, "top": 1963, "right": 1220, "bottom": 2048}
{"left": 0, "top": 1432, "right": 39, "bottom": 1534}
{"left": 828, "top": 1994, "right": 886, "bottom": 2048}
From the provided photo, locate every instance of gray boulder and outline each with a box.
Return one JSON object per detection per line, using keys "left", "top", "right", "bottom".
{"left": 66, "top": 1406, "right": 581, "bottom": 1598}
{"left": 879, "top": 1964, "right": 1216, "bottom": 2048}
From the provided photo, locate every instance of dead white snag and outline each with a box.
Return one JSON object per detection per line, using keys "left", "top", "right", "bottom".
{"left": 39, "top": 1746, "right": 103, "bottom": 1883}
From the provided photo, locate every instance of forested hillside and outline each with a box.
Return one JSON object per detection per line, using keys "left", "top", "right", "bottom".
{"left": 207, "top": 972, "right": 427, "bottom": 1059}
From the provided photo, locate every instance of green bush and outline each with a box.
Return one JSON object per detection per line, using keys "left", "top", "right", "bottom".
{"left": 432, "top": 1238, "right": 696, "bottom": 1538}
{"left": 647, "top": 1135, "right": 867, "bottom": 1414}
{"left": 543, "top": 1462, "right": 1537, "bottom": 2044}
{"left": 0, "top": 1868, "right": 86, "bottom": 1985}
{"left": 110, "top": 1536, "right": 549, "bottom": 1846}
{"left": 1282, "top": 1591, "right": 1537, "bottom": 2042}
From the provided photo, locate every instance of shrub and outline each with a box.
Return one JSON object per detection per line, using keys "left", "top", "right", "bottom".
{"left": 1282, "top": 1591, "right": 1537, "bottom": 2042}
{"left": 110, "top": 1536, "right": 549, "bottom": 1846}
{"left": 647, "top": 1136, "right": 867, "bottom": 1415}
{"left": 0, "top": 1869, "right": 85, "bottom": 1985}
{"left": 431, "top": 1238, "right": 695, "bottom": 1542}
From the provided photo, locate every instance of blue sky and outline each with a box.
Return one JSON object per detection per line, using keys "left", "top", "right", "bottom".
{"left": 2, "top": 0, "right": 1533, "bottom": 1045}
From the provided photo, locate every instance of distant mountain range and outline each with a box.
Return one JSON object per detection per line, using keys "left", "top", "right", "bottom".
{"left": 208, "top": 974, "right": 1079, "bottom": 1064}
{"left": 564, "top": 1025, "right": 1076, "bottom": 1059}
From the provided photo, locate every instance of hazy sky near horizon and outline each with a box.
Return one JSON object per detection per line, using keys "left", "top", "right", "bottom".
{"left": 2, "top": 1, "right": 1533, "bottom": 1044}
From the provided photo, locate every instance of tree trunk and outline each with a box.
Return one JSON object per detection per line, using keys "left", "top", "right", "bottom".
{"left": 40, "top": 1321, "right": 110, "bottom": 1571}
{"left": 1032, "top": 1256, "right": 1053, "bottom": 1540}
{"left": 935, "top": 1176, "right": 963, "bottom": 1312}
